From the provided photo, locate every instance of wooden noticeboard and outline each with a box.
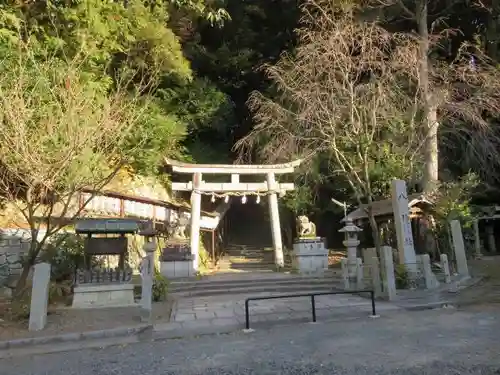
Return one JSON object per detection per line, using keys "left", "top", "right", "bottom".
{"left": 84, "top": 237, "right": 128, "bottom": 255}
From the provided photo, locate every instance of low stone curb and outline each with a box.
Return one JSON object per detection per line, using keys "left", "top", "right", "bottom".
{"left": 0, "top": 324, "right": 152, "bottom": 351}
{"left": 152, "top": 322, "right": 240, "bottom": 341}
{"left": 400, "top": 301, "right": 455, "bottom": 311}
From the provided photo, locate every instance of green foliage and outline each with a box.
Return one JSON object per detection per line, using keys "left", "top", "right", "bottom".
{"left": 152, "top": 271, "right": 169, "bottom": 302}
{"left": 41, "top": 234, "right": 96, "bottom": 283}
{"left": 48, "top": 280, "right": 73, "bottom": 305}
{"left": 431, "top": 173, "right": 479, "bottom": 226}
{"left": 394, "top": 264, "right": 410, "bottom": 289}
{"left": 198, "top": 237, "right": 211, "bottom": 274}
{"left": 430, "top": 173, "right": 479, "bottom": 256}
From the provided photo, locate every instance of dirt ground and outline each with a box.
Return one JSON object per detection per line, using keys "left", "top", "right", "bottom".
{"left": 0, "top": 299, "right": 173, "bottom": 341}
{"left": 455, "top": 256, "right": 500, "bottom": 305}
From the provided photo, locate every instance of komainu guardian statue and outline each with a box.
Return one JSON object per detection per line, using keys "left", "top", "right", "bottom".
{"left": 168, "top": 212, "right": 190, "bottom": 240}
{"left": 296, "top": 215, "right": 316, "bottom": 238}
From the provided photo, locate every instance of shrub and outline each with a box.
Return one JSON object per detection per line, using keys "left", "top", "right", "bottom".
{"left": 152, "top": 272, "right": 169, "bottom": 302}
{"left": 394, "top": 264, "right": 409, "bottom": 289}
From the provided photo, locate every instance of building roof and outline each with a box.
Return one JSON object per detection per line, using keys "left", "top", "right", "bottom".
{"left": 342, "top": 194, "right": 433, "bottom": 222}
{"left": 82, "top": 189, "right": 218, "bottom": 217}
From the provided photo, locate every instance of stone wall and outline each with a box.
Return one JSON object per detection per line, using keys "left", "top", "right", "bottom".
{"left": 0, "top": 229, "right": 48, "bottom": 288}
{"left": 0, "top": 229, "right": 32, "bottom": 279}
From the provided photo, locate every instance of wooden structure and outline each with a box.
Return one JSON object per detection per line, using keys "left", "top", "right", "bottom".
{"left": 75, "top": 218, "right": 140, "bottom": 270}
{"left": 165, "top": 158, "right": 301, "bottom": 271}
{"left": 342, "top": 193, "right": 433, "bottom": 255}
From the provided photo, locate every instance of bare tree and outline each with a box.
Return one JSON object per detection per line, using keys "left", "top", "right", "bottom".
{"left": 379, "top": 0, "right": 500, "bottom": 191}
{"left": 235, "top": 0, "right": 424, "bottom": 250}
{"left": 0, "top": 43, "right": 155, "bottom": 295}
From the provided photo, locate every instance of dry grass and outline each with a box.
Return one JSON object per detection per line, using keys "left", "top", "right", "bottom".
{"left": 0, "top": 298, "right": 173, "bottom": 342}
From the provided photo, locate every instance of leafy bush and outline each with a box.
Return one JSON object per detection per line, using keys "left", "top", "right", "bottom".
{"left": 48, "top": 280, "right": 72, "bottom": 305}
{"left": 394, "top": 264, "right": 409, "bottom": 289}
{"left": 41, "top": 234, "right": 88, "bottom": 282}
{"left": 152, "top": 272, "right": 169, "bottom": 302}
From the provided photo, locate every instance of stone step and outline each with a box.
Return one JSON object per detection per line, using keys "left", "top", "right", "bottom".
{"left": 170, "top": 273, "right": 343, "bottom": 297}
{"left": 170, "top": 280, "right": 343, "bottom": 298}
{"left": 171, "top": 285, "right": 343, "bottom": 298}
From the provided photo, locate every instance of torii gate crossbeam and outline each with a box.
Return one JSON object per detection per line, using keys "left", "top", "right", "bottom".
{"left": 166, "top": 158, "right": 301, "bottom": 272}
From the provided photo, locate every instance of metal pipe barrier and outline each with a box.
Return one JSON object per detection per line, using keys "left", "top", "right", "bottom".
{"left": 244, "top": 290, "right": 376, "bottom": 330}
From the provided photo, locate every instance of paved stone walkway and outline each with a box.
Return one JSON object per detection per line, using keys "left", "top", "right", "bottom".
{"left": 166, "top": 292, "right": 401, "bottom": 331}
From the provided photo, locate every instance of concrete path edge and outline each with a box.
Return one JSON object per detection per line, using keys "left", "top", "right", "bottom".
{"left": 0, "top": 324, "right": 152, "bottom": 351}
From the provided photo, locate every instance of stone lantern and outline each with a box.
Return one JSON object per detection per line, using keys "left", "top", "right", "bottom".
{"left": 339, "top": 218, "right": 362, "bottom": 281}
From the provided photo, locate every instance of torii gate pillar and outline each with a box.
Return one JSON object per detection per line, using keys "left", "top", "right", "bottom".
{"left": 190, "top": 173, "right": 202, "bottom": 271}
{"left": 166, "top": 159, "right": 301, "bottom": 272}
{"left": 267, "top": 172, "right": 284, "bottom": 267}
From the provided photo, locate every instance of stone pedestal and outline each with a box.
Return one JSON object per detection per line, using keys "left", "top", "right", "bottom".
{"left": 72, "top": 267, "right": 135, "bottom": 309}
{"left": 72, "top": 283, "right": 135, "bottom": 308}
{"left": 160, "top": 241, "right": 195, "bottom": 278}
{"left": 291, "top": 238, "right": 328, "bottom": 274}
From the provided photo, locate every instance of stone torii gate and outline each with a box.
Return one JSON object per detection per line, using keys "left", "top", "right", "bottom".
{"left": 166, "top": 158, "right": 302, "bottom": 271}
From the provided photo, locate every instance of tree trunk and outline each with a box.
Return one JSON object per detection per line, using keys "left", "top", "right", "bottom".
{"left": 13, "top": 262, "right": 32, "bottom": 298}
{"left": 13, "top": 240, "right": 39, "bottom": 298}
{"left": 417, "top": 0, "right": 439, "bottom": 192}
{"left": 486, "top": 0, "right": 499, "bottom": 60}
{"left": 367, "top": 208, "right": 381, "bottom": 257}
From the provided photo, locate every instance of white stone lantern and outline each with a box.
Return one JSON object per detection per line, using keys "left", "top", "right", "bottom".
{"left": 339, "top": 218, "right": 362, "bottom": 280}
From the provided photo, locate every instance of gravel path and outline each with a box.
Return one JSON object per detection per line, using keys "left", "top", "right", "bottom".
{"left": 1, "top": 306, "right": 500, "bottom": 374}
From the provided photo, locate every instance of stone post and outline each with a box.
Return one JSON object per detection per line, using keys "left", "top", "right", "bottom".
{"left": 339, "top": 219, "right": 362, "bottom": 286}
{"left": 29, "top": 262, "right": 51, "bottom": 331}
{"left": 390, "top": 180, "right": 417, "bottom": 267}
{"left": 450, "top": 220, "right": 470, "bottom": 278}
{"left": 363, "top": 248, "right": 377, "bottom": 263}
{"left": 380, "top": 246, "right": 397, "bottom": 301}
{"left": 440, "top": 254, "right": 451, "bottom": 284}
{"left": 267, "top": 172, "right": 285, "bottom": 268}
{"left": 473, "top": 219, "right": 482, "bottom": 259}
{"left": 419, "top": 254, "right": 437, "bottom": 289}
{"left": 486, "top": 222, "right": 497, "bottom": 254}
{"left": 189, "top": 172, "right": 202, "bottom": 272}
{"left": 371, "top": 257, "right": 382, "bottom": 297}
{"left": 356, "top": 258, "right": 364, "bottom": 290}
{"left": 340, "top": 258, "right": 349, "bottom": 290}
{"left": 140, "top": 235, "right": 156, "bottom": 323}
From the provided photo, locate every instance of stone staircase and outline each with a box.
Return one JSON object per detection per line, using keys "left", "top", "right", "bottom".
{"left": 217, "top": 244, "right": 281, "bottom": 272}
{"left": 169, "top": 270, "right": 343, "bottom": 298}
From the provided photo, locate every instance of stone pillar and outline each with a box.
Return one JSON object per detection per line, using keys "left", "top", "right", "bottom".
{"left": 371, "top": 257, "right": 382, "bottom": 297}
{"left": 440, "top": 254, "right": 451, "bottom": 284}
{"left": 341, "top": 258, "right": 349, "bottom": 290}
{"left": 473, "top": 219, "right": 482, "bottom": 259}
{"left": 390, "top": 180, "right": 417, "bottom": 266}
{"left": 380, "top": 246, "right": 397, "bottom": 301}
{"left": 419, "top": 254, "right": 438, "bottom": 289}
{"left": 267, "top": 172, "right": 284, "bottom": 268}
{"left": 29, "top": 262, "right": 51, "bottom": 331}
{"left": 189, "top": 172, "right": 202, "bottom": 271}
{"left": 363, "top": 247, "right": 377, "bottom": 263}
{"left": 140, "top": 238, "right": 156, "bottom": 322}
{"left": 486, "top": 222, "right": 496, "bottom": 254}
{"left": 356, "top": 258, "right": 364, "bottom": 290}
{"left": 450, "top": 220, "right": 470, "bottom": 278}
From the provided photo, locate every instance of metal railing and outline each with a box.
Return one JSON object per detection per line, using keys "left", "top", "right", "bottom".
{"left": 244, "top": 290, "right": 376, "bottom": 330}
